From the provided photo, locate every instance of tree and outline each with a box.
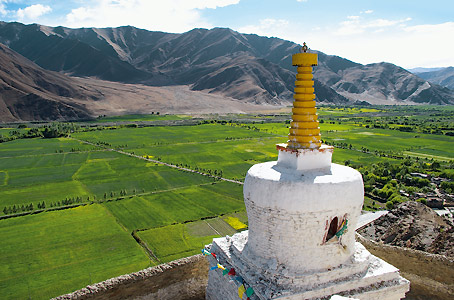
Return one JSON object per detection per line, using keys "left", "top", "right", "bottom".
{"left": 386, "top": 201, "right": 394, "bottom": 209}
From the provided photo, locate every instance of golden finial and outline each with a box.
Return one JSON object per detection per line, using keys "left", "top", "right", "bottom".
{"left": 288, "top": 43, "right": 320, "bottom": 149}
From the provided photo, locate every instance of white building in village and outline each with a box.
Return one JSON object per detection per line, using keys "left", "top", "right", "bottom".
{"left": 204, "top": 44, "right": 409, "bottom": 300}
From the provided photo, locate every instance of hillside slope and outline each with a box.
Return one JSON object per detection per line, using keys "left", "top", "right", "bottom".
{"left": 1, "top": 22, "right": 450, "bottom": 105}
{"left": 417, "top": 67, "right": 454, "bottom": 90}
{"left": 0, "top": 42, "right": 104, "bottom": 122}
{"left": 0, "top": 42, "right": 278, "bottom": 122}
{"left": 359, "top": 201, "right": 454, "bottom": 257}
{"left": 316, "top": 62, "right": 454, "bottom": 105}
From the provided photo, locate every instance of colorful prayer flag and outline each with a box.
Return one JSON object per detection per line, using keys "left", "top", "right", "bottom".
{"left": 246, "top": 287, "right": 254, "bottom": 297}
{"left": 217, "top": 263, "right": 225, "bottom": 270}
{"left": 234, "top": 276, "right": 244, "bottom": 284}
{"left": 222, "top": 269, "right": 229, "bottom": 276}
{"left": 238, "top": 284, "right": 246, "bottom": 298}
{"left": 228, "top": 268, "right": 236, "bottom": 276}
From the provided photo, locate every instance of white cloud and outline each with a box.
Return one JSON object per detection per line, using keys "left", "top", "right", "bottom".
{"left": 312, "top": 21, "right": 454, "bottom": 68}
{"left": 17, "top": 4, "right": 52, "bottom": 20}
{"left": 64, "top": 0, "right": 240, "bottom": 32}
{"left": 362, "top": 10, "right": 373, "bottom": 14}
{"left": 236, "top": 16, "right": 454, "bottom": 68}
{"left": 335, "top": 15, "right": 412, "bottom": 36}
{"left": 364, "top": 17, "right": 412, "bottom": 28}
{"left": 238, "top": 18, "right": 290, "bottom": 37}
{"left": 0, "top": 0, "right": 7, "bottom": 16}
{"left": 296, "top": 0, "right": 308, "bottom": 2}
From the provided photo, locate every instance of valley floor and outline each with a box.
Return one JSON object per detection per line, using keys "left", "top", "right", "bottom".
{"left": 0, "top": 106, "right": 452, "bottom": 299}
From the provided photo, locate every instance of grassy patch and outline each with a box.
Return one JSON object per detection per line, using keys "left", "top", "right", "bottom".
{"left": 224, "top": 216, "right": 247, "bottom": 230}
{"left": 104, "top": 182, "right": 245, "bottom": 232}
{"left": 137, "top": 223, "right": 219, "bottom": 263}
{"left": 0, "top": 205, "right": 150, "bottom": 300}
{"left": 87, "top": 114, "right": 190, "bottom": 122}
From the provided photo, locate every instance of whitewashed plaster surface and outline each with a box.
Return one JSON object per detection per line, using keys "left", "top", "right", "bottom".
{"left": 243, "top": 159, "right": 364, "bottom": 272}
{"left": 205, "top": 147, "right": 409, "bottom": 299}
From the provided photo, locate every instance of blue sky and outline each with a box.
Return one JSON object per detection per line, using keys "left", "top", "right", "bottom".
{"left": 0, "top": 0, "right": 453, "bottom": 68}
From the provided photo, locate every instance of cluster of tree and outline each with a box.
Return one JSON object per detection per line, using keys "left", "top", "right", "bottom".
{"left": 49, "top": 196, "right": 86, "bottom": 208}
{"left": 354, "top": 158, "right": 452, "bottom": 210}
{"left": 0, "top": 123, "right": 81, "bottom": 143}
{"left": 196, "top": 119, "right": 263, "bottom": 132}
{"left": 338, "top": 112, "right": 454, "bottom": 136}
{"left": 104, "top": 190, "right": 131, "bottom": 199}
{"left": 42, "top": 123, "right": 80, "bottom": 138}
{"left": 441, "top": 181, "right": 454, "bottom": 194}
{"left": 170, "top": 162, "right": 224, "bottom": 178}
{"left": 3, "top": 203, "right": 34, "bottom": 215}
{"left": 95, "top": 141, "right": 112, "bottom": 147}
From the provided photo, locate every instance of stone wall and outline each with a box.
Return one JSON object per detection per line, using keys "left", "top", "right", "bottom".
{"left": 53, "top": 254, "right": 209, "bottom": 300}
{"left": 356, "top": 233, "right": 454, "bottom": 300}
{"left": 52, "top": 238, "right": 454, "bottom": 300}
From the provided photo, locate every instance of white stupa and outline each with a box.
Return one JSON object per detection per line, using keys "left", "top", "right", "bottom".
{"left": 204, "top": 43, "right": 409, "bottom": 300}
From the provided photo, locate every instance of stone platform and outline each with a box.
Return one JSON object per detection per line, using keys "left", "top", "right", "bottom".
{"left": 205, "top": 231, "right": 409, "bottom": 300}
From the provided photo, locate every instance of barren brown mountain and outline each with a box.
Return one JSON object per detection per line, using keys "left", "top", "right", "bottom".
{"left": 0, "top": 42, "right": 100, "bottom": 122}
{"left": 0, "top": 42, "right": 272, "bottom": 122}
{"left": 0, "top": 22, "right": 453, "bottom": 122}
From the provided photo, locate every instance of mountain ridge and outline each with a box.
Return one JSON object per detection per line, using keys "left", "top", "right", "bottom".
{"left": 0, "top": 42, "right": 104, "bottom": 122}
{"left": 0, "top": 21, "right": 453, "bottom": 118}
{"left": 416, "top": 67, "right": 454, "bottom": 90}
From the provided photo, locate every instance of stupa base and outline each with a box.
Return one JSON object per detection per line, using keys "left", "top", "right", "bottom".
{"left": 205, "top": 231, "right": 409, "bottom": 300}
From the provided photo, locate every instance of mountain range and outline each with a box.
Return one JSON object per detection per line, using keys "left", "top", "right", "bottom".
{"left": 416, "top": 67, "right": 454, "bottom": 91}
{"left": 0, "top": 40, "right": 267, "bottom": 122}
{"left": 0, "top": 21, "right": 453, "bottom": 121}
{"left": 0, "top": 42, "right": 100, "bottom": 122}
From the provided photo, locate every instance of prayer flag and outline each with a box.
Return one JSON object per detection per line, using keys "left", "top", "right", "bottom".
{"left": 246, "top": 287, "right": 254, "bottom": 297}
{"left": 210, "top": 266, "right": 218, "bottom": 270}
{"left": 217, "top": 263, "right": 225, "bottom": 270}
{"left": 234, "top": 276, "right": 244, "bottom": 284}
{"left": 228, "top": 268, "right": 236, "bottom": 276}
{"left": 238, "top": 284, "right": 246, "bottom": 298}
{"left": 222, "top": 269, "right": 229, "bottom": 276}
{"left": 211, "top": 252, "right": 217, "bottom": 259}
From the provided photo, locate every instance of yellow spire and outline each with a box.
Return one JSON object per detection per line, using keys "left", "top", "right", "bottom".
{"left": 287, "top": 42, "right": 321, "bottom": 149}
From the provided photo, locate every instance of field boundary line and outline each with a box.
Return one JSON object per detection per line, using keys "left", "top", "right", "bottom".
{"left": 403, "top": 151, "right": 453, "bottom": 161}
{"left": 132, "top": 230, "right": 161, "bottom": 264}
{"left": 204, "top": 220, "right": 221, "bottom": 236}
{"left": 0, "top": 149, "right": 108, "bottom": 160}
{"left": 70, "top": 137, "right": 244, "bottom": 185}
{"left": 0, "top": 170, "right": 8, "bottom": 186}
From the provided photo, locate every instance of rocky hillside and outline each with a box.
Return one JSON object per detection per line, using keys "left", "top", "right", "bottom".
{"left": 416, "top": 67, "right": 454, "bottom": 90}
{"left": 0, "top": 21, "right": 451, "bottom": 105}
{"left": 0, "top": 42, "right": 103, "bottom": 122}
{"left": 359, "top": 201, "right": 454, "bottom": 257}
{"left": 315, "top": 62, "right": 454, "bottom": 105}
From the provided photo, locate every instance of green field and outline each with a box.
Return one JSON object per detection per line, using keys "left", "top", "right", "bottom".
{"left": 0, "top": 127, "right": 250, "bottom": 298}
{"left": 0, "top": 205, "right": 150, "bottom": 300}
{"left": 0, "top": 138, "right": 214, "bottom": 209}
{"left": 0, "top": 107, "right": 452, "bottom": 299}
{"left": 137, "top": 212, "right": 245, "bottom": 263}
{"left": 88, "top": 114, "right": 190, "bottom": 122}
{"left": 103, "top": 182, "right": 244, "bottom": 232}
